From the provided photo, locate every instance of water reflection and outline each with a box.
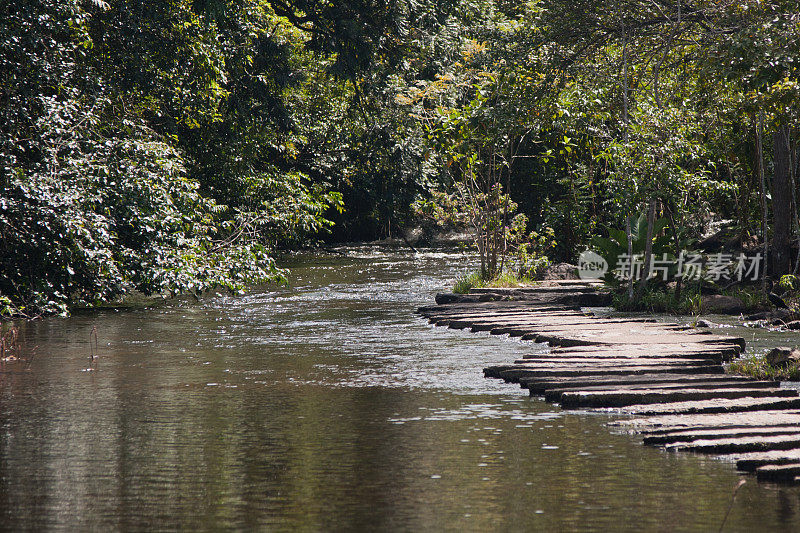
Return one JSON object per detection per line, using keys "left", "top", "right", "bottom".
{"left": 1, "top": 245, "right": 799, "bottom": 530}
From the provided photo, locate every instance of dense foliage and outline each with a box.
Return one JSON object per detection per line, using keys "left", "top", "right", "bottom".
{"left": 0, "top": 0, "right": 345, "bottom": 315}
{"left": 1, "top": 1, "right": 798, "bottom": 314}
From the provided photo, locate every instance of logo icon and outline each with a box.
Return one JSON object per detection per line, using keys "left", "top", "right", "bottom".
{"left": 578, "top": 250, "right": 608, "bottom": 280}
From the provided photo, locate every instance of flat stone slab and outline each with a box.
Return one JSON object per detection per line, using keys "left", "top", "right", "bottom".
{"left": 446, "top": 314, "right": 592, "bottom": 325}
{"left": 421, "top": 282, "right": 800, "bottom": 484}
{"left": 543, "top": 381, "right": 779, "bottom": 401}
{"left": 523, "top": 374, "right": 761, "bottom": 394}
{"left": 522, "top": 350, "right": 729, "bottom": 363}
{"left": 430, "top": 311, "right": 568, "bottom": 322}
{"left": 418, "top": 302, "right": 580, "bottom": 315}
{"left": 446, "top": 314, "right": 615, "bottom": 324}
{"left": 520, "top": 333, "right": 745, "bottom": 349}
{"left": 643, "top": 426, "right": 800, "bottom": 445}
{"left": 426, "top": 307, "right": 579, "bottom": 318}
{"left": 548, "top": 345, "right": 741, "bottom": 361}
{"left": 512, "top": 357, "right": 717, "bottom": 366}
{"left": 560, "top": 388, "right": 796, "bottom": 408}
{"left": 470, "top": 286, "right": 600, "bottom": 294}
{"left": 550, "top": 344, "right": 739, "bottom": 353}
{"left": 735, "top": 450, "right": 800, "bottom": 471}
{"left": 489, "top": 364, "right": 724, "bottom": 382}
{"left": 485, "top": 321, "right": 678, "bottom": 332}
{"left": 665, "top": 433, "right": 800, "bottom": 454}
{"left": 546, "top": 382, "right": 783, "bottom": 402}
{"left": 620, "top": 397, "right": 800, "bottom": 416}
{"left": 434, "top": 291, "right": 609, "bottom": 305}
{"left": 492, "top": 360, "right": 714, "bottom": 373}
{"left": 610, "top": 410, "right": 800, "bottom": 431}
{"left": 756, "top": 463, "right": 800, "bottom": 483}
{"left": 479, "top": 322, "right": 655, "bottom": 333}
{"left": 447, "top": 318, "right": 585, "bottom": 330}
{"left": 490, "top": 361, "right": 719, "bottom": 374}
{"left": 520, "top": 334, "right": 606, "bottom": 346}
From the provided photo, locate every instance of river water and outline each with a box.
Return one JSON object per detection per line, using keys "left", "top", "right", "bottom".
{"left": 2, "top": 245, "right": 800, "bottom": 531}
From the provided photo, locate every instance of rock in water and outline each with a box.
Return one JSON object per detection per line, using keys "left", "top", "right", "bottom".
{"left": 701, "top": 295, "right": 745, "bottom": 314}
{"left": 540, "top": 263, "right": 579, "bottom": 280}
{"left": 765, "top": 347, "right": 800, "bottom": 367}
{"left": 435, "top": 292, "right": 496, "bottom": 305}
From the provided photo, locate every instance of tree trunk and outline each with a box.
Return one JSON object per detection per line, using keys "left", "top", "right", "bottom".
{"left": 756, "top": 114, "right": 768, "bottom": 288}
{"left": 665, "top": 203, "right": 682, "bottom": 301}
{"left": 772, "top": 125, "right": 792, "bottom": 276}
{"left": 622, "top": 28, "right": 629, "bottom": 143}
{"left": 622, "top": 25, "right": 633, "bottom": 299}
{"left": 636, "top": 198, "right": 657, "bottom": 299}
{"left": 626, "top": 215, "right": 634, "bottom": 298}
{"left": 792, "top": 131, "right": 800, "bottom": 275}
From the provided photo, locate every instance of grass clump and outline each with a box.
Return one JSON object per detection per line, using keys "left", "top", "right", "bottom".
{"left": 724, "top": 286, "right": 769, "bottom": 311}
{"left": 727, "top": 354, "right": 800, "bottom": 381}
{"left": 484, "top": 271, "right": 534, "bottom": 288}
{"left": 612, "top": 288, "right": 702, "bottom": 315}
{"left": 453, "top": 271, "right": 485, "bottom": 294}
{"left": 452, "top": 270, "right": 535, "bottom": 293}
{"left": 611, "top": 281, "right": 772, "bottom": 316}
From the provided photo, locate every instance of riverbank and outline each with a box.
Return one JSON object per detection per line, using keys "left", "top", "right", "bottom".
{"left": 449, "top": 261, "right": 789, "bottom": 317}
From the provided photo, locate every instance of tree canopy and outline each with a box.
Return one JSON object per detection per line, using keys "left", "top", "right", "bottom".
{"left": 1, "top": 0, "right": 798, "bottom": 314}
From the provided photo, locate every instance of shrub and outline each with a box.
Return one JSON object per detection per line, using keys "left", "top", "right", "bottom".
{"left": 728, "top": 355, "right": 800, "bottom": 381}
{"left": 453, "top": 271, "right": 484, "bottom": 294}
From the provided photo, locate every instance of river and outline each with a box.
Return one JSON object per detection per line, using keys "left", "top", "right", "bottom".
{"left": 1, "top": 245, "right": 799, "bottom": 531}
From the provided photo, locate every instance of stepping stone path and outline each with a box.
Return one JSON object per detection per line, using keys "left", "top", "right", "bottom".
{"left": 419, "top": 280, "right": 800, "bottom": 485}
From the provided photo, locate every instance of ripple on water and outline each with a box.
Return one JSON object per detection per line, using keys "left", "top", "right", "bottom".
{"left": 387, "top": 403, "right": 562, "bottom": 423}
{"left": 3, "top": 247, "right": 800, "bottom": 531}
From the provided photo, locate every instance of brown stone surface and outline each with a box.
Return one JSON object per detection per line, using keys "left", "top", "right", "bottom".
{"left": 621, "top": 397, "right": 800, "bottom": 416}
{"left": 643, "top": 426, "right": 800, "bottom": 445}
{"left": 544, "top": 381, "right": 780, "bottom": 402}
{"left": 765, "top": 347, "right": 800, "bottom": 366}
{"left": 665, "top": 433, "right": 800, "bottom": 454}
{"left": 523, "top": 374, "right": 762, "bottom": 394}
{"left": 538, "top": 262, "right": 579, "bottom": 280}
{"left": 701, "top": 294, "right": 746, "bottom": 314}
{"left": 421, "top": 279, "right": 800, "bottom": 484}
{"left": 560, "top": 388, "right": 795, "bottom": 408}
{"left": 512, "top": 357, "right": 718, "bottom": 366}
{"left": 489, "top": 364, "right": 724, "bottom": 382}
{"left": 610, "top": 411, "right": 800, "bottom": 431}
{"left": 735, "top": 450, "right": 800, "bottom": 472}
{"left": 755, "top": 463, "right": 800, "bottom": 483}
